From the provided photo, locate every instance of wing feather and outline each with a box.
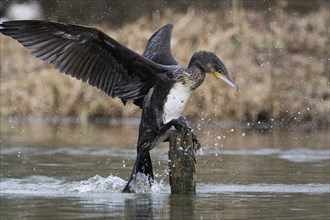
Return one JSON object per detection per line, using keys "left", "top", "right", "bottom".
{"left": 142, "top": 23, "right": 178, "bottom": 65}
{"left": 0, "top": 20, "right": 167, "bottom": 107}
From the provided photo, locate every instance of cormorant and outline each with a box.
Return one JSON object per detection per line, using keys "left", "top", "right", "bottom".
{"left": 0, "top": 20, "right": 238, "bottom": 192}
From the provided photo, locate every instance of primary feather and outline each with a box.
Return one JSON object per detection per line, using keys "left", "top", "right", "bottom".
{"left": 0, "top": 20, "right": 167, "bottom": 107}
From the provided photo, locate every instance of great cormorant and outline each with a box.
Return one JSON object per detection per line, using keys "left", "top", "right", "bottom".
{"left": 0, "top": 20, "right": 238, "bottom": 192}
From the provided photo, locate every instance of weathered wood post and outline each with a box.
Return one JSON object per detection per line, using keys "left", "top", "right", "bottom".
{"left": 168, "top": 130, "right": 196, "bottom": 194}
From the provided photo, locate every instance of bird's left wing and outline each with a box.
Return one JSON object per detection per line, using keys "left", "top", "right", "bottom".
{"left": 0, "top": 20, "right": 166, "bottom": 107}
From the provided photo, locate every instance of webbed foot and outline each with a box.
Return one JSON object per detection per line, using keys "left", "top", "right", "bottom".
{"left": 174, "top": 116, "right": 190, "bottom": 139}
{"left": 175, "top": 117, "right": 201, "bottom": 151}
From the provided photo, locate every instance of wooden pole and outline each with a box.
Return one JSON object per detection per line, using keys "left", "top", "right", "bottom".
{"left": 168, "top": 130, "right": 196, "bottom": 194}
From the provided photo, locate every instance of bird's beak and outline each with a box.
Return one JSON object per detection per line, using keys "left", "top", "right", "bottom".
{"left": 213, "top": 71, "right": 239, "bottom": 91}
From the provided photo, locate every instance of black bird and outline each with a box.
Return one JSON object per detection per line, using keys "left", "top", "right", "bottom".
{"left": 0, "top": 20, "right": 238, "bottom": 192}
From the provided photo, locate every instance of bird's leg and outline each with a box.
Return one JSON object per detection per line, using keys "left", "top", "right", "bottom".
{"left": 122, "top": 147, "right": 154, "bottom": 193}
{"left": 160, "top": 116, "right": 201, "bottom": 151}
{"left": 122, "top": 156, "right": 139, "bottom": 193}
{"left": 176, "top": 116, "right": 201, "bottom": 151}
{"left": 138, "top": 151, "right": 154, "bottom": 187}
{"left": 175, "top": 116, "right": 190, "bottom": 139}
{"left": 159, "top": 116, "right": 189, "bottom": 137}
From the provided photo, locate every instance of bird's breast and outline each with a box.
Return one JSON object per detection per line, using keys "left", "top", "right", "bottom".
{"left": 163, "top": 83, "right": 191, "bottom": 123}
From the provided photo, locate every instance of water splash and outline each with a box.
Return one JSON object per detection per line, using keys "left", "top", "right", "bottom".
{"left": 0, "top": 174, "right": 166, "bottom": 197}
{"left": 124, "top": 173, "right": 164, "bottom": 193}
{"left": 70, "top": 175, "right": 126, "bottom": 193}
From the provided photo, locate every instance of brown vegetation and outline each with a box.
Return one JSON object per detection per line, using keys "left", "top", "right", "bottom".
{"left": 0, "top": 8, "right": 329, "bottom": 127}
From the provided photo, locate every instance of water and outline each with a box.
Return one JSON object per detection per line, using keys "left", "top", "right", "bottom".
{"left": 1, "top": 117, "right": 329, "bottom": 219}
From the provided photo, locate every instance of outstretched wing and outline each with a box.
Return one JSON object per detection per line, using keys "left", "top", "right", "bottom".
{"left": 0, "top": 20, "right": 166, "bottom": 107}
{"left": 142, "top": 23, "right": 178, "bottom": 66}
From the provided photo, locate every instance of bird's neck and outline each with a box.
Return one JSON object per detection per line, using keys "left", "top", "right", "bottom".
{"left": 186, "top": 58, "right": 206, "bottom": 90}
{"left": 188, "top": 66, "right": 206, "bottom": 90}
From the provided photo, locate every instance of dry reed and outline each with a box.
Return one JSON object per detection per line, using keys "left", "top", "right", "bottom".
{"left": 0, "top": 8, "right": 329, "bottom": 127}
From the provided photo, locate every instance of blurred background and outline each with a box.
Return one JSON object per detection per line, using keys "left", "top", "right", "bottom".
{"left": 0, "top": 0, "right": 329, "bottom": 129}
{"left": 1, "top": 2, "right": 329, "bottom": 219}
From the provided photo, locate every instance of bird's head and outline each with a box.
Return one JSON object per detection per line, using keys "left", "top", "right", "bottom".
{"left": 189, "top": 51, "right": 239, "bottom": 91}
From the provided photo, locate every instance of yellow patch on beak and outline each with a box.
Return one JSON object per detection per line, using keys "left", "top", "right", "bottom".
{"left": 213, "top": 71, "right": 223, "bottom": 78}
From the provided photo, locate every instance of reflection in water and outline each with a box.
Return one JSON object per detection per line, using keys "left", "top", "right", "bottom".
{"left": 0, "top": 117, "right": 329, "bottom": 219}
{"left": 169, "top": 194, "right": 195, "bottom": 220}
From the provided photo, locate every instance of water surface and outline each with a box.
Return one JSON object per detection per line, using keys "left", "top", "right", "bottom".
{"left": 1, "top": 117, "right": 329, "bottom": 219}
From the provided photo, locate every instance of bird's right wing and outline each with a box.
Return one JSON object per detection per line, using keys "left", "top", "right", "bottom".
{"left": 0, "top": 20, "right": 167, "bottom": 107}
{"left": 142, "top": 24, "right": 178, "bottom": 66}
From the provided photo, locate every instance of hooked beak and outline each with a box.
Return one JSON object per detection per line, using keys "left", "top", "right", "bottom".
{"left": 213, "top": 71, "right": 239, "bottom": 91}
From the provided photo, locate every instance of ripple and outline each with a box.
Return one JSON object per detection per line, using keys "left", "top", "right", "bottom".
{"left": 1, "top": 175, "right": 329, "bottom": 198}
